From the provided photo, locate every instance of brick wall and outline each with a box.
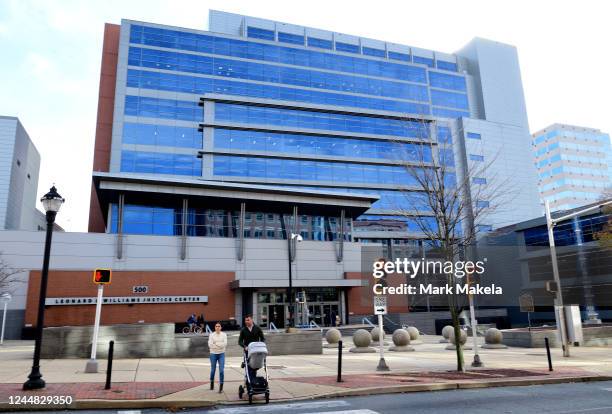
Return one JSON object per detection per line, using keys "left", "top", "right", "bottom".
{"left": 346, "top": 271, "right": 410, "bottom": 316}
{"left": 25, "top": 270, "right": 235, "bottom": 327}
{"left": 88, "top": 23, "right": 120, "bottom": 232}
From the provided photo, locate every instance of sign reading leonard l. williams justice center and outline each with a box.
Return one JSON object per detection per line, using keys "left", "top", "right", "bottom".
{"left": 45, "top": 295, "right": 209, "bottom": 306}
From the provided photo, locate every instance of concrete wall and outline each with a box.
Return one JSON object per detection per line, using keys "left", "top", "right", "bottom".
{"left": 41, "top": 323, "right": 322, "bottom": 358}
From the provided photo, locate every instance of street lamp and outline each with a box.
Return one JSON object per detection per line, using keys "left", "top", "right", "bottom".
{"left": 287, "top": 232, "right": 303, "bottom": 331}
{"left": 23, "top": 186, "right": 64, "bottom": 390}
{"left": 1, "top": 293, "right": 12, "bottom": 345}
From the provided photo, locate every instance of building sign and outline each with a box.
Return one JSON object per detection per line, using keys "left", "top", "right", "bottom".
{"left": 132, "top": 286, "right": 149, "bottom": 294}
{"left": 45, "top": 295, "right": 208, "bottom": 306}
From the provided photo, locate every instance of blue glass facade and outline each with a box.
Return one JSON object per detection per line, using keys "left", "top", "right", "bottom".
{"left": 114, "top": 21, "right": 472, "bottom": 240}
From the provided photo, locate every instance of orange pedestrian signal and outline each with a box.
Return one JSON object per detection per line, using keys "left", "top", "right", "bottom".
{"left": 93, "top": 269, "right": 112, "bottom": 285}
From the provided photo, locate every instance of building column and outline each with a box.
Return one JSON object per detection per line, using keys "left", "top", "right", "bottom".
{"left": 115, "top": 194, "right": 125, "bottom": 259}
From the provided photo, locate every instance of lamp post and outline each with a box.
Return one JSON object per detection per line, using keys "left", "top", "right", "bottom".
{"left": 23, "top": 186, "right": 64, "bottom": 390}
{"left": 1, "top": 293, "right": 12, "bottom": 345}
{"left": 286, "top": 232, "right": 303, "bottom": 331}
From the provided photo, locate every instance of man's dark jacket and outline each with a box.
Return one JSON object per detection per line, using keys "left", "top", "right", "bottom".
{"left": 238, "top": 324, "right": 265, "bottom": 348}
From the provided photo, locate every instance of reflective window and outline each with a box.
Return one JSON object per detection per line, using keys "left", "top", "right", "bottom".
{"left": 428, "top": 72, "right": 467, "bottom": 92}
{"left": 127, "top": 47, "right": 429, "bottom": 102}
{"left": 472, "top": 177, "right": 487, "bottom": 184}
{"left": 432, "top": 107, "right": 470, "bottom": 118}
{"left": 413, "top": 56, "right": 434, "bottom": 67}
{"left": 247, "top": 27, "right": 275, "bottom": 41}
{"left": 278, "top": 32, "right": 304, "bottom": 45}
{"left": 436, "top": 60, "right": 458, "bottom": 71}
{"left": 127, "top": 69, "right": 430, "bottom": 114}
{"left": 469, "top": 154, "right": 484, "bottom": 162}
{"left": 213, "top": 128, "right": 433, "bottom": 161}
{"left": 121, "top": 150, "right": 202, "bottom": 176}
{"left": 354, "top": 215, "right": 439, "bottom": 233}
{"left": 124, "top": 95, "right": 201, "bottom": 121}
{"left": 476, "top": 224, "right": 493, "bottom": 232}
{"left": 438, "top": 148, "right": 455, "bottom": 166}
{"left": 467, "top": 132, "right": 481, "bottom": 140}
{"left": 388, "top": 51, "right": 411, "bottom": 62}
{"left": 476, "top": 200, "right": 490, "bottom": 208}
{"left": 213, "top": 155, "right": 425, "bottom": 185}
{"left": 123, "top": 123, "right": 201, "bottom": 148}
{"left": 214, "top": 103, "right": 432, "bottom": 138}
{"left": 129, "top": 25, "right": 428, "bottom": 83}
{"left": 307, "top": 37, "right": 332, "bottom": 49}
{"left": 437, "top": 126, "right": 452, "bottom": 143}
{"left": 110, "top": 203, "right": 182, "bottom": 236}
{"left": 430, "top": 90, "right": 469, "bottom": 110}
{"left": 362, "top": 47, "right": 385, "bottom": 58}
{"left": 335, "top": 42, "right": 359, "bottom": 53}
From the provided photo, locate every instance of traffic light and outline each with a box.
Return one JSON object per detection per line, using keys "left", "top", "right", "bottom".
{"left": 93, "top": 269, "right": 112, "bottom": 285}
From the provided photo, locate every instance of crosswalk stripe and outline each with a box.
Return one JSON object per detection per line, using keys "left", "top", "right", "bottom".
{"left": 212, "top": 400, "right": 350, "bottom": 413}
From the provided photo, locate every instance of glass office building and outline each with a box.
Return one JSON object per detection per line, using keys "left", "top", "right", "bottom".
{"left": 90, "top": 10, "right": 542, "bottom": 242}
{"left": 533, "top": 124, "right": 612, "bottom": 211}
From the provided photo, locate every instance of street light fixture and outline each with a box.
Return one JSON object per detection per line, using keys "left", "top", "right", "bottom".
{"left": 286, "top": 232, "right": 303, "bottom": 331}
{"left": 23, "top": 186, "right": 64, "bottom": 390}
{"left": 1, "top": 293, "right": 12, "bottom": 345}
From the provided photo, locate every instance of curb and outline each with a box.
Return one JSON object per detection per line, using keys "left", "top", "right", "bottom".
{"left": 1, "top": 375, "right": 610, "bottom": 411}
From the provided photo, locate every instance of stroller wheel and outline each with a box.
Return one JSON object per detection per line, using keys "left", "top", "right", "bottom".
{"left": 238, "top": 385, "right": 244, "bottom": 399}
{"left": 265, "top": 392, "right": 270, "bottom": 404}
{"left": 248, "top": 394, "right": 253, "bottom": 404}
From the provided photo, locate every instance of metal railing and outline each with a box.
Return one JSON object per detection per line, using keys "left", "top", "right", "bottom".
{"left": 362, "top": 317, "right": 376, "bottom": 328}
{"left": 268, "top": 322, "right": 280, "bottom": 333}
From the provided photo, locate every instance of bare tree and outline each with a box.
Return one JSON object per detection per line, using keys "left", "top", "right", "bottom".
{"left": 594, "top": 188, "right": 612, "bottom": 249}
{"left": 0, "top": 253, "right": 23, "bottom": 295}
{"left": 389, "top": 118, "right": 514, "bottom": 371}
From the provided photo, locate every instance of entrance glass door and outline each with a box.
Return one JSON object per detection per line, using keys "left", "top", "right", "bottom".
{"left": 269, "top": 305, "right": 285, "bottom": 329}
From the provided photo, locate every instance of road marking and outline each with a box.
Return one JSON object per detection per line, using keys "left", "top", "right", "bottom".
{"left": 303, "top": 411, "right": 379, "bottom": 414}
{"left": 117, "top": 411, "right": 141, "bottom": 414}
{"left": 212, "top": 400, "right": 350, "bottom": 413}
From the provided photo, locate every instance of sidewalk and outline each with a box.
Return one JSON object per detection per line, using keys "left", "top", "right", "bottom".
{"left": 1, "top": 336, "right": 611, "bottom": 410}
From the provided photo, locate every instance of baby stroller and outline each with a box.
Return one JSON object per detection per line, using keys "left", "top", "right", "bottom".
{"left": 238, "top": 341, "right": 270, "bottom": 404}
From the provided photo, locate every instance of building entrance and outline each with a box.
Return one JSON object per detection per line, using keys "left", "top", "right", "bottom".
{"left": 256, "top": 288, "right": 340, "bottom": 329}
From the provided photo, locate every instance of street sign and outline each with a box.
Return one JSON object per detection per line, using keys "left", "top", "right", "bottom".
{"left": 374, "top": 296, "right": 387, "bottom": 315}
{"left": 519, "top": 293, "right": 535, "bottom": 313}
{"left": 93, "top": 269, "right": 112, "bottom": 285}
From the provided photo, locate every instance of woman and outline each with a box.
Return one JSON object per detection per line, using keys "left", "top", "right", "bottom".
{"left": 208, "top": 322, "right": 227, "bottom": 392}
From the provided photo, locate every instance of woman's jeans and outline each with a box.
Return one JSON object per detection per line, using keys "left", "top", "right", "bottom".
{"left": 210, "top": 353, "right": 225, "bottom": 383}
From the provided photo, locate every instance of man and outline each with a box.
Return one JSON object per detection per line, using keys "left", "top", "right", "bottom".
{"left": 186, "top": 313, "right": 197, "bottom": 333}
{"left": 238, "top": 315, "right": 265, "bottom": 383}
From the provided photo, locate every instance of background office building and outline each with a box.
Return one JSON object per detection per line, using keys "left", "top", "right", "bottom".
{"left": 0, "top": 116, "right": 50, "bottom": 231}
{"left": 533, "top": 124, "right": 611, "bottom": 211}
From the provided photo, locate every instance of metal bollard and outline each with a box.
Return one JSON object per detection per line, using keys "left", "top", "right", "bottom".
{"left": 337, "top": 340, "right": 343, "bottom": 382}
{"left": 544, "top": 337, "right": 553, "bottom": 371}
{"left": 105, "top": 340, "right": 114, "bottom": 390}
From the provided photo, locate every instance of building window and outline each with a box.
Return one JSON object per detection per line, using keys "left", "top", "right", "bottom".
{"left": 467, "top": 132, "right": 481, "bottom": 140}
{"left": 388, "top": 51, "right": 411, "bottom": 62}
{"left": 476, "top": 224, "right": 493, "bottom": 232}
{"left": 472, "top": 177, "right": 487, "bottom": 184}
{"left": 436, "top": 61, "right": 458, "bottom": 71}
{"left": 307, "top": 37, "right": 332, "bottom": 49}
{"left": 476, "top": 200, "right": 490, "bottom": 208}
{"left": 362, "top": 47, "right": 385, "bottom": 58}
{"left": 469, "top": 154, "right": 484, "bottom": 161}
{"left": 335, "top": 42, "right": 359, "bottom": 53}
{"left": 413, "top": 55, "right": 434, "bottom": 67}
{"left": 277, "top": 32, "right": 304, "bottom": 45}
{"left": 247, "top": 27, "right": 275, "bottom": 41}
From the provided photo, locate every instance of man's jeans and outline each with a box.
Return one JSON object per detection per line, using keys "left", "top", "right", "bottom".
{"left": 210, "top": 353, "right": 225, "bottom": 383}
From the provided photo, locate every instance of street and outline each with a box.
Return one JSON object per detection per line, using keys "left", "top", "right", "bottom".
{"left": 18, "top": 380, "right": 612, "bottom": 414}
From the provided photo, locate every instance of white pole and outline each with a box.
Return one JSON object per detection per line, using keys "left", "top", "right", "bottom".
{"left": 376, "top": 313, "right": 389, "bottom": 371}
{"left": 85, "top": 284, "right": 104, "bottom": 373}
{"left": 545, "top": 200, "right": 570, "bottom": 357}
{"left": 0, "top": 301, "right": 7, "bottom": 345}
{"left": 468, "top": 291, "right": 482, "bottom": 366}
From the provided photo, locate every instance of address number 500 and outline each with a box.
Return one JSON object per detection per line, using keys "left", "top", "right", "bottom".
{"left": 132, "top": 286, "right": 149, "bottom": 293}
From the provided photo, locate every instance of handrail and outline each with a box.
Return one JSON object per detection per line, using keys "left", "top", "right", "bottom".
{"left": 361, "top": 317, "right": 376, "bottom": 328}
{"left": 205, "top": 324, "right": 212, "bottom": 334}
{"left": 268, "top": 322, "right": 280, "bottom": 333}
{"left": 309, "top": 320, "right": 320, "bottom": 329}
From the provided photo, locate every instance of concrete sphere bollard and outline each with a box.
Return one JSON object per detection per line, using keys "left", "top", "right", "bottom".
{"left": 440, "top": 325, "right": 454, "bottom": 343}
{"left": 371, "top": 327, "right": 382, "bottom": 342}
{"left": 324, "top": 328, "right": 342, "bottom": 348}
{"left": 482, "top": 328, "right": 508, "bottom": 349}
{"left": 389, "top": 329, "right": 414, "bottom": 352}
{"left": 445, "top": 328, "right": 472, "bottom": 350}
{"left": 406, "top": 326, "right": 422, "bottom": 344}
{"left": 350, "top": 329, "right": 376, "bottom": 353}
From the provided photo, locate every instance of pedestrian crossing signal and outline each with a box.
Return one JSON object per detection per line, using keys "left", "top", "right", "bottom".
{"left": 93, "top": 269, "right": 112, "bottom": 285}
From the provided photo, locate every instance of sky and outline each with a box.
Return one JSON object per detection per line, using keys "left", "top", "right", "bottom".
{"left": 0, "top": 0, "right": 610, "bottom": 231}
